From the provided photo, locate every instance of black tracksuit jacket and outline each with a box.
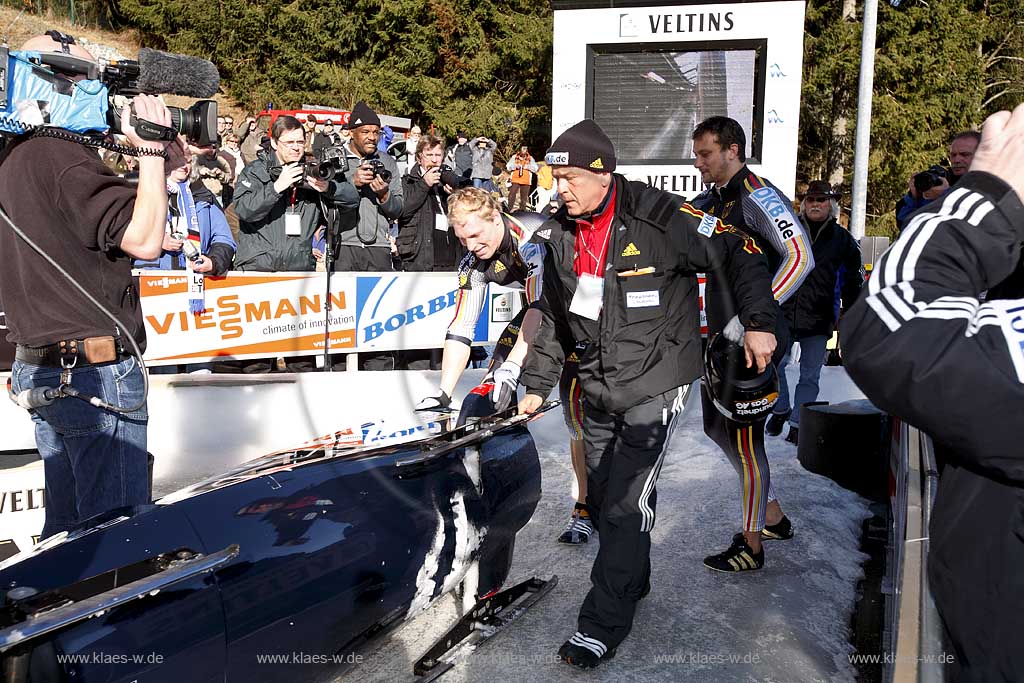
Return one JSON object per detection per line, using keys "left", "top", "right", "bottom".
{"left": 521, "top": 175, "right": 777, "bottom": 414}
{"left": 841, "top": 172, "right": 1024, "bottom": 682}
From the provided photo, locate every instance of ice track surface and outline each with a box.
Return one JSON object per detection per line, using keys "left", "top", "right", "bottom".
{"left": 344, "top": 366, "right": 871, "bottom": 683}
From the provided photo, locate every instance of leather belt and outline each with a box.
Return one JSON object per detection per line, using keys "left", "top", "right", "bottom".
{"left": 16, "top": 336, "right": 129, "bottom": 368}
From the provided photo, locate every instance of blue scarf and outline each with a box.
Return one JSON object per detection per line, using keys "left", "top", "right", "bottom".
{"left": 171, "top": 181, "right": 205, "bottom": 313}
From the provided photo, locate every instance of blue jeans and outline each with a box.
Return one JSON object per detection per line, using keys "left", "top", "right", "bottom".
{"left": 773, "top": 334, "right": 828, "bottom": 427}
{"left": 472, "top": 178, "right": 486, "bottom": 188}
{"left": 11, "top": 357, "right": 150, "bottom": 539}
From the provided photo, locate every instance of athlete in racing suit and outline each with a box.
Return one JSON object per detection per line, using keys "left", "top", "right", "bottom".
{"left": 415, "top": 188, "right": 593, "bottom": 544}
{"left": 690, "top": 116, "right": 814, "bottom": 571}
{"left": 842, "top": 108, "right": 1024, "bottom": 681}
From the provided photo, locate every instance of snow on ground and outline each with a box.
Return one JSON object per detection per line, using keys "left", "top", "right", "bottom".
{"left": 343, "top": 365, "right": 872, "bottom": 683}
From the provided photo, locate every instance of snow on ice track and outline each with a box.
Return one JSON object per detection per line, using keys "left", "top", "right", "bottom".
{"left": 346, "top": 365, "right": 872, "bottom": 683}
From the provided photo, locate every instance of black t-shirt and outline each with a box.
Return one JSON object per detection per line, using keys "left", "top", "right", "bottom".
{"left": 0, "top": 135, "right": 143, "bottom": 348}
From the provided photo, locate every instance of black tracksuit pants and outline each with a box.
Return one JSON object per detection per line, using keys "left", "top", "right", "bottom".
{"left": 576, "top": 384, "right": 692, "bottom": 652}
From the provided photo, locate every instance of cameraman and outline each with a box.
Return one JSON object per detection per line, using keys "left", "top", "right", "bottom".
{"left": 396, "top": 135, "right": 465, "bottom": 271}
{"left": 337, "top": 101, "right": 403, "bottom": 272}
{"left": 0, "top": 35, "right": 188, "bottom": 538}
{"left": 895, "top": 131, "right": 980, "bottom": 232}
{"left": 232, "top": 115, "right": 359, "bottom": 272}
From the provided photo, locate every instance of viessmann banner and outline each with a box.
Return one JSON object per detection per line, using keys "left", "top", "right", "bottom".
{"left": 139, "top": 271, "right": 524, "bottom": 365}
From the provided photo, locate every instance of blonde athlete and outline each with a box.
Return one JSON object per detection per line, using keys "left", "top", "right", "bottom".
{"left": 415, "top": 188, "right": 594, "bottom": 544}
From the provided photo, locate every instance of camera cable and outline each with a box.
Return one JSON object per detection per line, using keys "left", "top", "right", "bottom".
{"left": 0, "top": 202, "right": 149, "bottom": 414}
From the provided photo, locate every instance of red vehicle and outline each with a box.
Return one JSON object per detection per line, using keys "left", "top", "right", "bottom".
{"left": 255, "top": 107, "right": 412, "bottom": 137}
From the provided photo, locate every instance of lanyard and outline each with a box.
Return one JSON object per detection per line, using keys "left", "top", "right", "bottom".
{"left": 575, "top": 219, "right": 612, "bottom": 278}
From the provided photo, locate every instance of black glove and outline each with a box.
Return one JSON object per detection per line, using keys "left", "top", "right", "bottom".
{"left": 415, "top": 389, "right": 452, "bottom": 411}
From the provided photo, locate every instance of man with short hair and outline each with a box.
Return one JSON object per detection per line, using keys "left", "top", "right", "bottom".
{"left": 896, "top": 131, "right": 981, "bottom": 231}
{"left": 192, "top": 140, "right": 233, "bottom": 206}
{"left": 689, "top": 115, "right": 812, "bottom": 573}
{"left": 396, "top": 135, "right": 463, "bottom": 271}
{"left": 519, "top": 119, "right": 778, "bottom": 668}
{"left": 0, "top": 33, "right": 189, "bottom": 538}
{"left": 770, "top": 181, "right": 863, "bottom": 443}
{"left": 312, "top": 120, "right": 342, "bottom": 156}
{"left": 302, "top": 114, "right": 318, "bottom": 154}
{"left": 235, "top": 116, "right": 264, "bottom": 166}
{"left": 446, "top": 132, "right": 473, "bottom": 180}
{"left": 232, "top": 115, "right": 358, "bottom": 272}
{"left": 336, "top": 101, "right": 404, "bottom": 273}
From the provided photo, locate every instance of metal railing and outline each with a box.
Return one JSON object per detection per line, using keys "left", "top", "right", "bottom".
{"left": 888, "top": 420, "right": 944, "bottom": 683}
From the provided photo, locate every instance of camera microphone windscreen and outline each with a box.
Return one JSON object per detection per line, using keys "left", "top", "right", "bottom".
{"left": 136, "top": 48, "right": 220, "bottom": 98}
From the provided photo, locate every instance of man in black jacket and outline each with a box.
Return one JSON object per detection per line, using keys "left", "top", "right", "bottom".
{"left": 769, "top": 181, "right": 863, "bottom": 444}
{"left": 396, "top": 135, "right": 464, "bottom": 271}
{"left": 690, "top": 116, "right": 812, "bottom": 573}
{"left": 518, "top": 119, "right": 778, "bottom": 669}
{"left": 842, "top": 106, "right": 1024, "bottom": 682}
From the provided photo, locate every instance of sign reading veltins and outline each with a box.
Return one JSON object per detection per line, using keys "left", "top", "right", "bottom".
{"left": 551, "top": 0, "right": 806, "bottom": 200}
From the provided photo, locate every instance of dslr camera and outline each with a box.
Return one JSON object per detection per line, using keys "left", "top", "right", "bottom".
{"left": 438, "top": 164, "right": 470, "bottom": 188}
{"left": 304, "top": 144, "right": 349, "bottom": 181}
{"left": 913, "top": 164, "right": 949, "bottom": 197}
{"left": 363, "top": 158, "right": 392, "bottom": 183}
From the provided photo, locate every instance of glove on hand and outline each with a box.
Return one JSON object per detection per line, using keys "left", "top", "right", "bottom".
{"left": 723, "top": 315, "right": 746, "bottom": 346}
{"left": 490, "top": 361, "right": 521, "bottom": 412}
{"left": 415, "top": 389, "right": 452, "bottom": 411}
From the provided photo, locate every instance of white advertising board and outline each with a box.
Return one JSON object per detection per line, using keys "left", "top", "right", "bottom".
{"left": 552, "top": 0, "right": 806, "bottom": 200}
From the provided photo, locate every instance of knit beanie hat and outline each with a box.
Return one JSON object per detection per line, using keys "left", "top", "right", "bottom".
{"left": 346, "top": 101, "right": 381, "bottom": 130}
{"left": 545, "top": 119, "right": 616, "bottom": 173}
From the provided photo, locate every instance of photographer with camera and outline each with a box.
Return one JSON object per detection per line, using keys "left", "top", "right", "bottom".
{"left": 0, "top": 34, "right": 190, "bottom": 538}
{"left": 336, "top": 101, "right": 404, "bottom": 272}
{"left": 895, "top": 131, "right": 980, "bottom": 232}
{"left": 396, "top": 135, "right": 466, "bottom": 272}
{"left": 232, "top": 115, "right": 359, "bottom": 272}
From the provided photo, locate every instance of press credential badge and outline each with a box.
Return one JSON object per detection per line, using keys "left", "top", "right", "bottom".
{"left": 570, "top": 273, "right": 604, "bottom": 320}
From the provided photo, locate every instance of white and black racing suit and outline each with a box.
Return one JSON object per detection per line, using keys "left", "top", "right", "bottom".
{"left": 691, "top": 167, "right": 814, "bottom": 532}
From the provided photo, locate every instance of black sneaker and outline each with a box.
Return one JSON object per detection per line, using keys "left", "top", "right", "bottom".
{"left": 558, "top": 632, "right": 616, "bottom": 669}
{"left": 703, "top": 533, "right": 764, "bottom": 573}
{"left": 557, "top": 504, "right": 594, "bottom": 545}
{"left": 785, "top": 426, "right": 799, "bottom": 445}
{"left": 765, "top": 411, "right": 791, "bottom": 436}
{"left": 761, "top": 515, "right": 794, "bottom": 540}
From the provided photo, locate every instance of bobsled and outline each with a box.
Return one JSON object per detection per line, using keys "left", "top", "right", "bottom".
{"left": 0, "top": 393, "right": 549, "bottom": 682}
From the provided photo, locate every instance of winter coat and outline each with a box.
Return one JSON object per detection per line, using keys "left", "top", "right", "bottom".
{"left": 232, "top": 149, "right": 359, "bottom": 271}
{"left": 470, "top": 138, "right": 497, "bottom": 180}
{"left": 781, "top": 215, "right": 864, "bottom": 337}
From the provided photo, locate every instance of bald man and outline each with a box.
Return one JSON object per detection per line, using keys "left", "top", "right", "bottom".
{"left": 1, "top": 33, "right": 188, "bottom": 538}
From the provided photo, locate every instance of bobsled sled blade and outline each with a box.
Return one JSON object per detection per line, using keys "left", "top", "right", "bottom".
{"left": 0, "top": 544, "right": 239, "bottom": 653}
{"left": 396, "top": 401, "right": 561, "bottom": 468}
{"left": 413, "top": 575, "right": 559, "bottom": 681}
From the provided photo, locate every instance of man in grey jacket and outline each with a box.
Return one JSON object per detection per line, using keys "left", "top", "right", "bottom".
{"left": 233, "top": 115, "right": 359, "bottom": 272}
{"left": 470, "top": 136, "right": 497, "bottom": 189}
{"left": 337, "top": 101, "right": 404, "bottom": 271}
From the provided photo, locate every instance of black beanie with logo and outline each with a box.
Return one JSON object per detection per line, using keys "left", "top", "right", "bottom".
{"left": 544, "top": 119, "right": 616, "bottom": 173}
{"left": 346, "top": 101, "right": 382, "bottom": 130}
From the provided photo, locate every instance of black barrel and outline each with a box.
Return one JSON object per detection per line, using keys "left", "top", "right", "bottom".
{"left": 797, "top": 399, "right": 890, "bottom": 503}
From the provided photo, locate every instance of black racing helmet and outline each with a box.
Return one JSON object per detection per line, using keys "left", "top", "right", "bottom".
{"left": 703, "top": 332, "right": 780, "bottom": 423}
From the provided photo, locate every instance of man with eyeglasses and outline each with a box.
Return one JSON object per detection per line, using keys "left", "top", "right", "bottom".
{"left": 770, "top": 181, "right": 863, "bottom": 444}
{"left": 232, "top": 115, "right": 359, "bottom": 272}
